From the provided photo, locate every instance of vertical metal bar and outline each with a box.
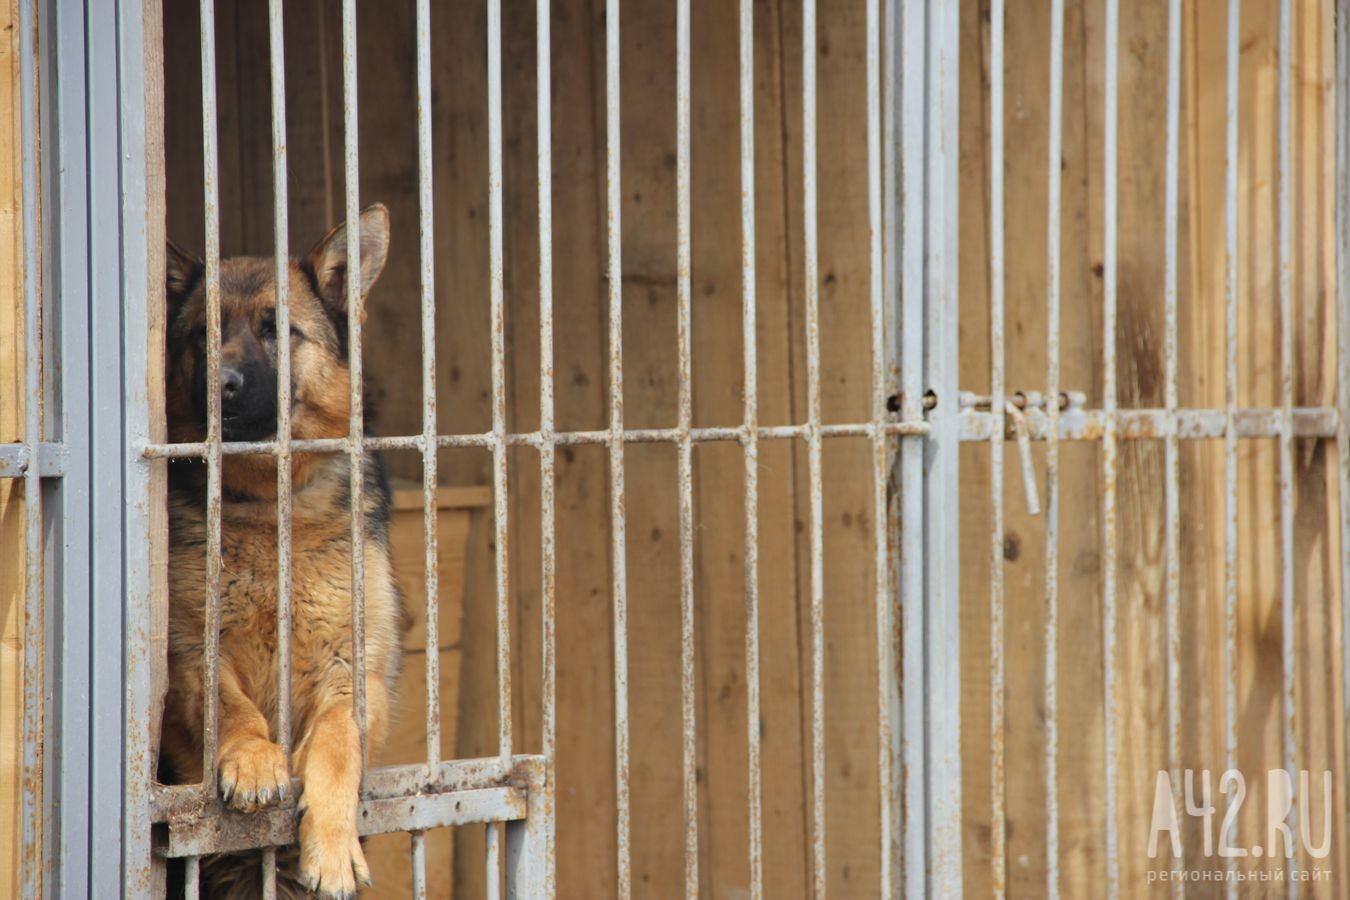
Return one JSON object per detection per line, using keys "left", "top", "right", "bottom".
{"left": 988, "top": 0, "right": 1007, "bottom": 893}
{"left": 88, "top": 0, "right": 125, "bottom": 878}
{"left": 676, "top": 0, "right": 703, "bottom": 896}
{"left": 1161, "top": 3, "right": 1182, "bottom": 895}
{"left": 339, "top": 0, "right": 368, "bottom": 766}
{"left": 482, "top": 0, "right": 512, "bottom": 884}
{"left": 185, "top": 857, "right": 201, "bottom": 900}
{"left": 864, "top": 0, "right": 894, "bottom": 894}
{"left": 738, "top": 19, "right": 768, "bottom": 878}
{"left": 880, "top": 0, "right": 905, "bottom": 890}
{"left": 18, "top": 0, "right": 42, "bottom": 886}
{"left": 801, "top": 1, "right": 827, "bottom": 895}
{"left": 487, "top": 822, "right": 502, "bottom": 900}
{"left": 1161, "top": 3, "right": 1184, "bottom": 895}
{"left": 262, "top": 850, "right": 278, "bottom": 900}
{"left": 487, "top": 0, "right": 512, "bottom": 776}
{"left": 415, "top": 0, "right": 440, "bottom": 777}
{"left": 1102, "top": 0, "right": 1121, "bottom": 893}
{"left": 604, "top": 0, "right": 632, "bottom": 895}
{"left": 1043, "top": 0, "right": 1064, "bottom": 895}
{"left": 267, "top": 0, "right": 294, "bottom": 765}
{"left": 536, "top": 0, "right": 558, "bottom": 892}
{"left": 52, "top": 0, "right": 93, "bottom": 889}
{"left": 1276, "top": 0, "right": 1298, "bottom": 886}
{"left": 199, "top": 0, "right": 226, "bottom": 793}
{"left": 1222, "top": 1, "right": 1241, "bottom": 895}
{"left": 924, "top": 0, "right": 964, "bottom": 892}
{"left": 411, "top": 832, "right": 428, "bottom": 900}
{"left": 117, "top": 0, "right": 156, "bottom": 888}
{"left": 898, "top": 0, "right": 928, "bottom": 893}
{"left": 505, "top": 754, "right": 551, "bottom": 896}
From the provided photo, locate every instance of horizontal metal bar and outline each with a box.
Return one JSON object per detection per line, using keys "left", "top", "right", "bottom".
{"left": 139, "top": 420, "right": 933, "bottom": 460}
{"left": 960, "top": 407, "right": 1340, "bottom": 441}
{"left": 151, "top": 755, "right": 524, "bottom": 822}
{"left": 0, "top": 442, "right": 68, "bottom": 478}
{"left": 159, "top": 786, "right": 526, "bottom": 858}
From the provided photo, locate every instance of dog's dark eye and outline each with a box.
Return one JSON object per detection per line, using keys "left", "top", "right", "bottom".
{"left": 259, "top": 311, "right": 304, "bottom": 343}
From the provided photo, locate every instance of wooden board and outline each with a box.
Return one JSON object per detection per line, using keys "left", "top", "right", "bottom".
{"left": 0, "top": 0, "right": 25, "bottom": 893}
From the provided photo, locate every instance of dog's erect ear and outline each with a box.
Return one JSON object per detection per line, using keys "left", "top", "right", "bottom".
{"left": 306, "top": 203, "right": 390, "bottom": 321}
{"left": 166, "top": 240, "right": 203, "bottom": 320}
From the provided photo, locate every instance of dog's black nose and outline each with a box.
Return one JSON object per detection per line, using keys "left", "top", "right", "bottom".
{"left": 221, "top": 367, "right": 244, "bottom": 401}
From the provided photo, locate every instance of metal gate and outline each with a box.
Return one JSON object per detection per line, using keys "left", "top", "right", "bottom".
{"left": 5, "top": 0, "right": 1349, "bottom": 897}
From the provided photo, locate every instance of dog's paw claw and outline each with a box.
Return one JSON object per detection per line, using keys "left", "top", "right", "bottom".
{"left": 299, "top": 826, "right": 369, "bottom": 899}
{"left": 217, "top": 738, "right": 289, "bottom": 814}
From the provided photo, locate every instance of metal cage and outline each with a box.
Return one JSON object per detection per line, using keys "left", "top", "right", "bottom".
{"left": 5, "top": 0, "right": 1350, "bottom": 897}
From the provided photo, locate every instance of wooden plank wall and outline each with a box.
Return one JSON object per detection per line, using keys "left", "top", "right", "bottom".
{"left": 0, "top": 0, "right": 26, "bottom": 893}
{"left": 157, "top": 1, "right": 1346, "bottom": 897}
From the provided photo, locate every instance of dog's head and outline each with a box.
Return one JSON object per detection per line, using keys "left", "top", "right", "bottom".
{"left": 165, "top": 204, "right": 389, "bottom": 448}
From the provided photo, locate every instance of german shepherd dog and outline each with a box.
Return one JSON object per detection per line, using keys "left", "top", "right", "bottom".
{"left": 160, "top": 205, "right": 403, "bottom": 898}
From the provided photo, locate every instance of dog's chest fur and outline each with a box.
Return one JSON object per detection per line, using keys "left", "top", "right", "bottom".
{"left": 161, "top": 454, "right": 402, "bottom": 773}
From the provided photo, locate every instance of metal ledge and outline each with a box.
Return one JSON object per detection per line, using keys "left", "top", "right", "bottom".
{"left": 154, "top": 756, "right": 543, "bottom": 858}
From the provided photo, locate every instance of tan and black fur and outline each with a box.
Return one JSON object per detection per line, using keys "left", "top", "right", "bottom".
{"left": 160, "top": 205, "right": 402, "bottom": 899}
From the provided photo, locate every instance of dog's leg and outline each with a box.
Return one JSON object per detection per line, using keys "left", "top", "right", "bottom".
{"left": 217, "top": 665, "right": 290, "bottom": 813}
{"left": 293, "top": 676, "right": 388, "bottom": 899}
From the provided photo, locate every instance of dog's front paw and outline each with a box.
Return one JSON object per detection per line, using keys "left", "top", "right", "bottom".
{"left": 298, "top": 816, "right": 371, "bottom": 900}
{"left": 218, "top": 736, "right": 290, "bottom": 813}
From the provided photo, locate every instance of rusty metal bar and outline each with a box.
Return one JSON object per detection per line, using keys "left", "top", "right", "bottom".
{"left": 340, "top": 0, "right": 369, "bottom": 765}
{"left": 1043, "top": 0, "right": 1064, "bottom": 894}
{"left": 146, "top": 401, "right": 1333, "bottom": 464}
{"left": 880, "top": 0, "right": 906, "bottom": 887}
{"left": 537, "top": 0, "right": 558, "bottom": 893}
{"left": 411, "top": 831, "right": 428, "bottom": 899}
{"left": 486, "top": 0, "right": 511, "bottom": 886}
{"left": 738, "top": 0, "right": 764, "bottom": 892}
{"left": 198, "top": 0, "right": 225, "bottom": 797}
{"left": 18, "top": 0, "right": 42, "bottom": 881}
{"left": 18, "top": 0, "right": 41, "bottom": 884}
{"left": 604, "top": 1, "right": 632, "bottom": 894}
{"left": 415, "top": 0, "right": 441, "bottom": 779}
{"left": 988, "top": 0, "right": 1007, "bottom": 893}
{"left": 142, "top": 420, "right": 933, "bottom": 460}
{"left": 802, "top": 1, "right": 827, "bottom": 894}
{"left": 864, "top": 0, "right": 894, "bottom": 893}
{"left": 487, "top": 0, "right": 512, "bottom": 775}
{"left": 1102, "top": 0, "right": 1121, "bottom": 893}
{"left": 1162, "top": 6, "right": 1183, "bottom": 897}
{"left": 487, "top": 816, "right": 502, "bottom": 900}
{"left": 185, "top": 857, "right": 201, "bottom": 899}
{"left": 960, "top": 407, "right": 1339, "bottom": 441}
{"left": 676, "top": 0, "right": 703, "bottom": 895}
{"left": 266, "top": 0, "right": 295, "bottom": 772}
{"left": 1222, "top": 1, "right": 1240, "bottom": 895}
{"left": 262, "top": 849, "right": 277, "bottom": 900}
{"left": 1276, "top": 0, "right": 1299, "bottom": 886}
